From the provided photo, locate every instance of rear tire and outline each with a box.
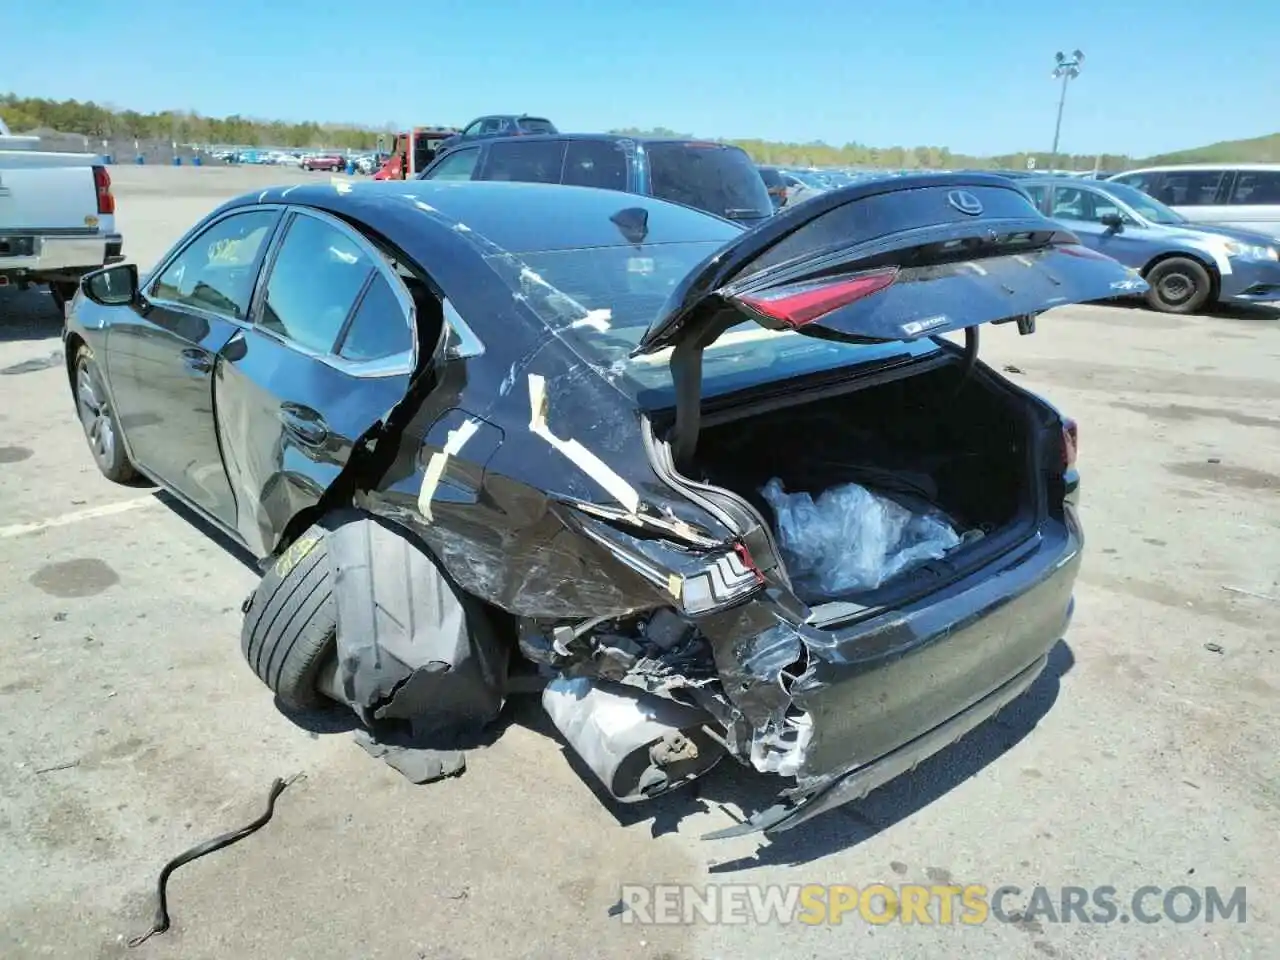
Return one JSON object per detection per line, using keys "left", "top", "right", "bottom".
{"left": 1144, "top": 257, "right": 1212, "bottom": 314}
{"left": 240, "top": 526, "right": 337, "bottom": 711}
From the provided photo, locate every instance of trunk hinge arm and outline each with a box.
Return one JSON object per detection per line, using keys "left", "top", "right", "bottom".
{"left": 669, "top": 337, "right": 703, "bottom": 472}
{"left": 668, "top": 307, "right": 735, "bottom": 473}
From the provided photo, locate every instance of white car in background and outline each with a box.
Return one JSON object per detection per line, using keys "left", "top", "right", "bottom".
{"left": 778, "top": 169, "right": 829, "bottom": 207}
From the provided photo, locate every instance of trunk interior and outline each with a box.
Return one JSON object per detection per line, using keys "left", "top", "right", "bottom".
{"left": 691, "top": 357, "right": 1042, "bottom": 606}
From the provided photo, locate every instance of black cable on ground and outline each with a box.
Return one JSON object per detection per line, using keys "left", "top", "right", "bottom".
{"left": 128, "top": 774, "right": 301, "bottom": 947}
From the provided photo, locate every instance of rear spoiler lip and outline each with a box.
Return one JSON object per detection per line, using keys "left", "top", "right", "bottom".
{"left": 721, "top": 215, "right": 1080, "bottom": 299}
{"left": 629, "top": 215, "right": 1086, "bottom": 359}
{"left": 629, "top": 172, "right": 1073, "bottom": 358}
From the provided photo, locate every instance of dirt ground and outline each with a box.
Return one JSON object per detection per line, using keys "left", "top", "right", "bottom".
{"left": 1, "top": 164, "right": 1277, "bottom": 960}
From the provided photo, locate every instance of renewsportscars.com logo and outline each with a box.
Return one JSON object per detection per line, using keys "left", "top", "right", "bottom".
{"left": 617, "top": 884, "right": 1248, "bottom": 926}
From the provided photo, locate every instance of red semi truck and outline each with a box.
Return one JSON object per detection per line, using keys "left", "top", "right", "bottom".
{"left": 372, "top": 127, "right": 458, "bottom": 180}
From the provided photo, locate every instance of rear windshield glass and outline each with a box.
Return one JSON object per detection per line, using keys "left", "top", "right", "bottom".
{"left": 517, "top": 117, "right": 557, "bottom": 134}
{"left": 646, "top": 143, "right": 774, "bottom": 222}
{"left": 483, "top": 242, "right": 924, "bottom": 405}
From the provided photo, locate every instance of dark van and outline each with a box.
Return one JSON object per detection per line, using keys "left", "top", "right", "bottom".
{"left": 419, "top": 134, "right": 775, "bottom": 225}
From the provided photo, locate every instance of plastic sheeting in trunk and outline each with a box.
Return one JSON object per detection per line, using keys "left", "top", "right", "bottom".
{"left": 762, "top": 477, "right": 964, "bottom": 601}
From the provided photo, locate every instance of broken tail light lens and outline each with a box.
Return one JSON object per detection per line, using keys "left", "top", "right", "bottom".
{"left": 572, "top": 512, "right": 766, "bottom": 616}
{"left": 677, "top": 543, "right": 766, "bottom": 615}
{"left": 734, "top": 269, "right": 897, "bottom": 329}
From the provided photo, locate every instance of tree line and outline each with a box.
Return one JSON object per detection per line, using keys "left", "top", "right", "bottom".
{"left": 1, "top": 94, "right": 390, "bottom": 151}
{"left": 2, "top": 93, "right": 1139, "bottom": 170}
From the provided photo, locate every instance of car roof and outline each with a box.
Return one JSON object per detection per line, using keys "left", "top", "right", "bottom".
{"left": 225, "top": 180, "right": 741, "bottom": 255}
{"left": 1020, "top": 176, "right": 1115, "bottom": 186}
{"left": 467, "top": 113, "right": 552, "bottom": 122}
{"left": 445, "top": 132, "right": 745, "bottom": 148}
{"left": 1116, "top": 163, "right": 1280, "bottom": 173}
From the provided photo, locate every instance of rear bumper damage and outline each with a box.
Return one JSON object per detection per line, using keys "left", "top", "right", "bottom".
{"left": 526, "top": 508, "right": 1081, "bottom": 833}
{"left": 707, "top": 652, "right": 1049, "bottom": 837}
{"left": 697, "top": 513, "right": 1080, "bottom": 834}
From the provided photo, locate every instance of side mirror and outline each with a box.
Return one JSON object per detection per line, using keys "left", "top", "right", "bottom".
{"left": 82, "top": 263, "right": 139, "bottom": 306}
{"left": 1100, "top": 212, "right": 1125, "bottom": 231}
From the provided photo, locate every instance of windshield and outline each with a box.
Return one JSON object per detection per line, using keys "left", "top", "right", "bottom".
{"left": 646, "top": 143, "right": 774, "bottom": 222}
{"left": 1103, "top": 182, "right": 1185, "bottom": 224}
{"left": 484, "top": 242, "right": 926, "bottom": 406}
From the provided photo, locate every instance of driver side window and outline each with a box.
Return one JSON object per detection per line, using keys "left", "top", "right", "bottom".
{"left": 152, "top": 210, "right": 277, "bottom": 319}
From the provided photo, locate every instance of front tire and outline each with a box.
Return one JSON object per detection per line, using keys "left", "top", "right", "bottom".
{"left": 240, "top": 525, "right": 337, "bottom": 711}
{"left": 74, "top": 345, "right": 137, "bottom": 483}
{"left": 1144, "top": 257, "right": 1212, "bottom": 314}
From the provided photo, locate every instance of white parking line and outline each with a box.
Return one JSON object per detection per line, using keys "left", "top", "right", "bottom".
{"left": 0, "top": 496, "right": 158, "bottom": 540}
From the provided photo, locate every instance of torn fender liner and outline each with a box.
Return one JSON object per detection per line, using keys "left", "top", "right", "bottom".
{"left": 327, "top": 514, "right": 508, "bottom": 734}
{"left": 353, "top": 729, "right": 466, "bottom": 784}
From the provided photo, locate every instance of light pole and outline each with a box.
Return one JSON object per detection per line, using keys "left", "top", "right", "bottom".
{"left": 1050, "top": 49, "right": 1084, "bottom": 165}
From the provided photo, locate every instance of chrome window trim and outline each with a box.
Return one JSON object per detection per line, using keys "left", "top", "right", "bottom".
{"left": 252, "top": 207, "right": 418, "bottom": 379}
{"left": 442, "top": 298, "right": 485, "bottom": 359}
{"left": 143, "top": 202, "right": 484, "bottom": 376}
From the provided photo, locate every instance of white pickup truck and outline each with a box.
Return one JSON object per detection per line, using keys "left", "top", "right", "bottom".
{"left": 0, "top": 117, "right": 124, "bottom": 313}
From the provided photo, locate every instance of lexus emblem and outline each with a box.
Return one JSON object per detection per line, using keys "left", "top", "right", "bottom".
{"left": 947, "top": 190, "right": 983, "bottom": 216}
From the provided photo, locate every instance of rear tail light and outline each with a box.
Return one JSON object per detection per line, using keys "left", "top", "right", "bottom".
{"left": 735, "top": 269, "right": 898, "bottom": 329}
{"left": 678, "top": 543, "right": 765, "bottom": 615}
{"left": 1061, "top": 417, "right": 1078, "bottom": 471}
{"left": 93, "top": 166, "right": 115, "bottom": 215}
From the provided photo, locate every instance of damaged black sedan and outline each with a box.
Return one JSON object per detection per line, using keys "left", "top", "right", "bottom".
{"left": 64, "top": 174, "right": 1142, "bottom": 835}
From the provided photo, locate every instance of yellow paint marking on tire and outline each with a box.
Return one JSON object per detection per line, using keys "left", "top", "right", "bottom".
{"left": 273, "top": 534, "right": 320, "bottom": 579}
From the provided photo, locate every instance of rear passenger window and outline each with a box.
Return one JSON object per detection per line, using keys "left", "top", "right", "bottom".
{"left": 483, "top": 140, "right": 567, "bottom": 184}
{"left": 260, "top": 215, "right": 372, "bottom": 354}
{"left": 1022, "top": 184, "right": 1048, "bottom": 209}
{"left": 1155, "top": 171, "right": 1226, "bottom": 206}
{"left": 1229, "top": 171, "right": 1280, "bottom": 204}
{"left": 336, "top": 273, "right": 412, "bottom": 362}
{"left": 425, "top": 147, "right": 480, "bottom": 181}
{"left": 562, "top": 140, "right": 627, "bottom": 191}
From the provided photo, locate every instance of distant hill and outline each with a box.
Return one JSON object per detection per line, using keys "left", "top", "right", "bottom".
{"left": 1141, "top": 132, "right": 1280, "bottom": 165}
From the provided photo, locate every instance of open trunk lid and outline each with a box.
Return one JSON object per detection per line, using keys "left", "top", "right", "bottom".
{"left": 632, "top": 172, "right": 1145, "bottom": 355}
{"left": 630, "top": 173, "right": 1146, "bottom": 464}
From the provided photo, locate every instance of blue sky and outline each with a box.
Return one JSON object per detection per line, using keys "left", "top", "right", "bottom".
{"left": 7, "top": 0, "right": 1277, "bottom": 157}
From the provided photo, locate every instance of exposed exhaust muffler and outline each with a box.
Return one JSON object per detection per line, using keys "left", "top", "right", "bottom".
{"left": 542, "top": 676, "right": 725, "bottom": 803}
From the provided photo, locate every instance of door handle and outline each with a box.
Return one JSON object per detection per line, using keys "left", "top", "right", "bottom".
{"left": 181, "top": 349, "right": 213, "bottom": 374}
{"left": 280, "top": 403, "right": 329, "bottom": 447}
